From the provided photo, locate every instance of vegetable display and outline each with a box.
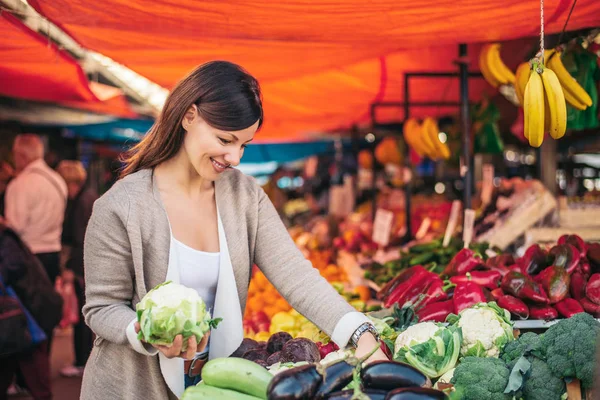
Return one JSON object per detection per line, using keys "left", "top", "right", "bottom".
{"left": 136, "top": 281, "right": 221, "bottom": 350}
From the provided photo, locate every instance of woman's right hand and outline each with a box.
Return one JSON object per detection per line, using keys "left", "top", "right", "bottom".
{"left": 134, "top": 322, "right": 210, "bottom": 359}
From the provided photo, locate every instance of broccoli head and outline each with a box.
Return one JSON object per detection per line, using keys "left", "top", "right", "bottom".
{"left": 541, "top": 312, "right": 600, "bottom": 389}
{"left": 450, "top": 357, "right": 511, "bottom": 400}
{"left": 500, "top": 332, "right": 543, "bottom": 368}
{"left": 521, "top": 358, "right": 565, "bottom": 400}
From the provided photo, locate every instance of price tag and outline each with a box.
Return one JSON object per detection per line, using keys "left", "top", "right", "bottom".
{"left": 342, "top": 176, "right": 356, "bottom": 216}
{"left": 481, "top": 164, "right": 494, "bottom": 205}
{"left": 443, "top": 200, "right": 461, "bottom": 247}
{"left": 415, "top": 217, "right": 431, "bottom": 240}
{"left": 462, "top": 209, "right": 476, "bottom": 249}
{"left": 372, "top": 209, "right": 395, "bottom": 247}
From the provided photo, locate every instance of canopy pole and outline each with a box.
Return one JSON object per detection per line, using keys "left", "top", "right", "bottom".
{"left": 459, "top": 43, "right": 472, "bottom": 210}
{"left": 403, "top": 73, "right": 413, "bottom": 243}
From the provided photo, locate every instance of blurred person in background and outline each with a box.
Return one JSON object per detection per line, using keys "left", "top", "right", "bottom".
{"left": 5, "top": 134, "right": 67, "bottom": 354}
{"left": 0, "top": 221, "right": 63, "bottom": 400}
{"left": 56, "top": 161, "right": 98, "bottom": 378}
{"left": 5, "top": 134, "right": 67, "bottom": 286}
{"left": 0, "top": 161, "right": 14, "bottom": 218}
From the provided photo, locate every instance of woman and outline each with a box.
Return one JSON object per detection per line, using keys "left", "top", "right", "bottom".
{"left": 81, "top": 61, "right": 387, "bottom": 400}
{"left": 56, "top": 160, "right": 98, "bottom": 378}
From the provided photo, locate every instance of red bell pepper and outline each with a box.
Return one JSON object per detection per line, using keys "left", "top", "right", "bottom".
{"left": 497, "top": 295, "right": 529, "bottom": 319}
{"left": 578, "top": 261, "right": 591, "bottom": 277}
{"left": 509, "top": 264, "right": 522, "bottom": 273}
{"left": 529, "top": 304, "right": 558, "bottom": 320}
{"left": 485, "top": 254, "right": 515, "bottom": 277}
{"left": 441, "top": 248, "right": 483, "bottom": 277}
{"left": 534, "top": 266, "right": 570, "bottom": 304}
{"left": 490, "top": 287, "right": 505, "bottom": 301}
{"left": 519, "top": 244, "right": 550, "bottom": 276}
{"left": 570, "top": 270, "right": 587, "bottom": 301}
{"left": 555, "top": 298, "right": 584, "bottom": 318}
{"left": 548, "top": 244, "right": 580, "bottom": 275}
{"left": 449, "top": 270, "right": 502, "bottom": 290}
{"left": 586, "top": 243, "right": 600, "bottom": 274}
{"left": 417, "top": 300, "right": 454, "bottom": 322}
{"left": 378, "top": 265, "right": 428, "bottom": 301}
{"left": 420, "top": 277, "right": 448, "bottom": 306}
{"left": 558, "top": 234, "right": 587, "bottom": 257}
{"left": 501, "top": 271, "right": 550, "bottom": 304}
{"left": 585, "top": 273, "right": 600, "bottom": 305}
{"left": 580, "top": 298, "right": 600, "bottom": 317}
{"left": 453, "top": 282, "right": 486, "bottom": 314}
{"left": 396, "top": 273, "right": 439, "bottom": 308}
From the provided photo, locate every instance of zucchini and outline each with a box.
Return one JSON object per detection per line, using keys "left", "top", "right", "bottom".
{"left": 181, "top": 384, "right": 262, "bottom": 400}
{"left": 202, "top": 357, "right": 273, "bottom": 399}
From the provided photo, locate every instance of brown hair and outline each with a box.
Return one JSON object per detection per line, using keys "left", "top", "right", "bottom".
{"left": 120, "top": 61, "right": 263, "bottom": 178}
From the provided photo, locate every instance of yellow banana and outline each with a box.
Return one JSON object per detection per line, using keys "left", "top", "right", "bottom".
{"left": 524, "top": 68, "right": 545, "bottom": 148}
{"left": 563, "top": 87, "right": 588, "bottom": 110}
{"left": 418, "top": 120, "right": 438, "bottom": 159}
{"left": 423, "top": 117, "right": 449, "bottom": 160}
{"left": 489, "top": 43, "right": 516, "bottom": 84}
{"left": 514, "top": 62, "right": 531, "bottom": 107}
{"left": 546, "top": 49, "right": 593, "bottom": 108}
{"left": 403, "top": 118, "right": 424, "bottom": 156}
{"left": 479, "top": 45, "right": 501, "bottom": 88}
{"left": 541, "top": 68, "right": 567, "bottom": 140}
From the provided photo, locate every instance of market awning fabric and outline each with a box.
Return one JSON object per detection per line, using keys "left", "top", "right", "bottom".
{"left": 1, "top": 12, "right": 137, "bottom": 118}
{"left": 28, "top": 0, "right": 600, "bottom": 141}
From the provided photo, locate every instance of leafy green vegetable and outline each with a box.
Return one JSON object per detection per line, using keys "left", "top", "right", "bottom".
{"left": 136, "top": 281, "right": 220, "bottom": 350}
{"left": 503, "top": 355, "right": 531, "bottom": 395}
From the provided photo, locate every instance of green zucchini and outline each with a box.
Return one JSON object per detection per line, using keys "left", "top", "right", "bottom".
{"left": 181, "top": 384, "right": 263, "bottom": 400}
{"left": 202, "top": 357, "right": 273, "bottom": 399}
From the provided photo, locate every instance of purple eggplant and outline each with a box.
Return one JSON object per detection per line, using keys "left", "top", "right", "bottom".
{"left": 361, "top": 361, "right": 431, "bottom": 391}
{"left": 314, "top": 361, "right": 355, "bottom": 399}
{"left": 267, "top": 364, "right": 322, "bottom": 400}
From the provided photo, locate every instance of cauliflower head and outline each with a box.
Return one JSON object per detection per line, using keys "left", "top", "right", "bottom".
{"left": 449, "top": 302, "right": 514, "bottom": 358}
{"left": 394, "top": 322, "right": 441, "bottom": 354}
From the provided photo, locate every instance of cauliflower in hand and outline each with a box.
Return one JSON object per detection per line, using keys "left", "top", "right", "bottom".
{"left": 447, "top": 302, "right": 514, "bottom": 358}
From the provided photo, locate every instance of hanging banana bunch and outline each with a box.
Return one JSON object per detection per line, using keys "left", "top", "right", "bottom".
{"left": 402, "top": 117, "right": 450, "bottom": 161}
{"left": 523, "top": 60, "right": 567, "bottom": 147}
{"left": 479, "top": 43, "right": 516, "bottom": 88}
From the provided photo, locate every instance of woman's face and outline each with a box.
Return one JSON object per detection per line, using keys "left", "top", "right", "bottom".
{"left": 181, "top": 106, "right": 259, "bottom": 181}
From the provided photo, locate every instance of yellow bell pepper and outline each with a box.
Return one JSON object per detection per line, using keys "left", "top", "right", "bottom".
{"left": 254, "top": 331, "right": 271, "bottom": 342}
{"left": 269, "top": 312, "right": 297, "bottom": 335}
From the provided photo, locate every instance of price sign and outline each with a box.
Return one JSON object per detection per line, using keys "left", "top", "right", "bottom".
{"left": 443, "top": 200, "right": 461, "bottom": 247}
{"left": 372, "top": 209, "right": 395, "bottom": 247}
{"left": 462, "top": 209, "right": 476, "bottom": 249}
{"left": 481, "top": 164, "right": 494, "bottom": 205}
{"left": 415, "top": 217, "right": 431, "bottom": 240}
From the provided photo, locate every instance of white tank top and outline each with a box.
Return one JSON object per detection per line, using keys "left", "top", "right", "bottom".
{"left": 172, "top": 236, "right": 220, "bottom": 355}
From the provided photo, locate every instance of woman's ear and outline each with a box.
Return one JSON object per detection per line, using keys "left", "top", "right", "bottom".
{"left": 181, "top": 105, "right": 198, "bottom": 132}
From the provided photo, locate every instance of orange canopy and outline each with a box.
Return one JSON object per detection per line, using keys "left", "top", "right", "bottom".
{"left": 1, "top": 12, "right": 137, "bottom": 118}
{"left": 27, "top": 0, "right": 600, "bottom": 140}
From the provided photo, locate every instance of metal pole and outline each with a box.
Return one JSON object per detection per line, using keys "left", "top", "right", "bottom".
{"left": 403, "top": 73, "right": 413, "bottom": 243}
{"left": 459, "top": 43, "right": 472, "bottom": 210}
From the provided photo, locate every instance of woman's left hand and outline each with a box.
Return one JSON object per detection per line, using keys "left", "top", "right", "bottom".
{"left": 354, "top": 332, "right": 389, "bottom": 364}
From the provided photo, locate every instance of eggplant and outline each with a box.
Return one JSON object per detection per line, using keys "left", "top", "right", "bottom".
{"left": 326, "top": 389, "right": 388, "bottom": 400}
{"left": 314, "top": 361, "right": 355, "bottom": 399}
{"left": 267, "top": 364, "right": 322, "bottom": 400}
{"left": 385, "top": 387, "right": 448, "bottom": 399}
{"left": 361, "top": 361, "right": 431, "bottom": 391}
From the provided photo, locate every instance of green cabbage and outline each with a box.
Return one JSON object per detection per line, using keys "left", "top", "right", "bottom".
{"left": 136, "top": 281, "right": 221, "bottom": 350}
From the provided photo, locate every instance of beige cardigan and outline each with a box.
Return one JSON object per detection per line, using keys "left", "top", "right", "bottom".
{"left": 80, "top": 168, "right": 359, "bottom": 400}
